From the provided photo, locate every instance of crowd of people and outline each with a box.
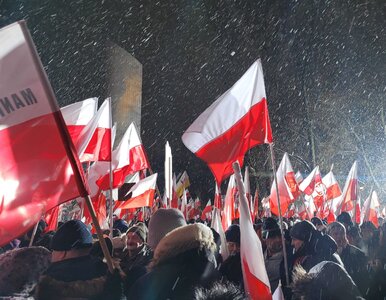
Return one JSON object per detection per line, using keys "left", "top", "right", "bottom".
{"left": 1, "top": 209, "right": 386, "bottom": 299}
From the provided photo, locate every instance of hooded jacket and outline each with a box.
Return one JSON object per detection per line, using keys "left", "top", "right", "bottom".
{"left": 128, "top": 223, "right": 220, "bottom": 300}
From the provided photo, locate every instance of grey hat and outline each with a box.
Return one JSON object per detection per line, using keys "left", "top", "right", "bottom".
{"left": 148, "top": 208, "right": 186, "bottom": 249}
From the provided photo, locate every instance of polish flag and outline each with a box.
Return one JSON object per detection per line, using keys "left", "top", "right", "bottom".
{"left": 336, "top": 161, "right": 358, "bottom": 215}
{"left": 0, "top": 21, "right": 86, "bottom": 245}
{"left": 269, "top": 153, "right": 298, "bottom": 216}
{"left": 211, "top": 207, "right": 229, "bottom": 261}
{"left": 299, "top": 166, "right": 326, "bottom": 209}
{"left": 214, "top": 183, "right": 222, "bottom": 210}
{"left": 79, "top": 98, "right": 112, "bottom": 162}
{"left": 61, "top": 97, "right": 98, "bottom": 144}
{"left": 119, "top": 174, "right": 157, "bottom": 210}
{"left": 170, "top": 173, "right": 179, "bottom": 209}
{"left": 362, "top": 191, "right": 380, "bottom": 227}
{"left": 222, "top": 175, "right": 236, "bottom": 231}
{"left": 322, "top": 171, "right": 342, "bottom": 220}
{"left": 182, "top": 60, "right": 272, "bottom": 185}
{"left": 201, "top": 200, "right": 213, "bottom": 221}
{"left": 234, "top": 162, "right": 271, "bottom": 300}
{"left": 96, "top": 123, "right": 150, "bottom": 190}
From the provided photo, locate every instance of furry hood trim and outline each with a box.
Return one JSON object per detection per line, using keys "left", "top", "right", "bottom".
{"left": 149, "top": 223, "right": 216, "bottom": 269}
{"left": 35, "top": 275, "right": 107, "bottom": 300}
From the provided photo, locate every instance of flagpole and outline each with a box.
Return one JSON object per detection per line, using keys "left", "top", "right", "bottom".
{"left": 28, "top": 220, "right": 40, "bottom": 247}
{"left": 269, "top": 143, "right": 290, "bottom": 285}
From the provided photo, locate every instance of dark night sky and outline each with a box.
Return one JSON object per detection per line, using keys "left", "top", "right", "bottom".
{"left": 1, "top": 0, "right": 385, "bottom": 202}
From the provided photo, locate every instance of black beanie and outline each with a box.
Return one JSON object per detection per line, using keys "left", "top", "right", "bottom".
{"left": 290, "top": 220, "right": 316, "bottom": 242}
{"left": 225, "top": 224, "right": 240, "bottom": 245}
{"left": 51, "top": 220, "right": 93, "bottom": 251}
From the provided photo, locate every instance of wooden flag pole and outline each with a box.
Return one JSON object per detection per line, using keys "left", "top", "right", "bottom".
{"left": 269, "top": 143, "right": 290, "bottom": 285}
{"left": 84, "top": 194, "right": 115, "bottom": 273}
{"left": 28, "top": 220, "right": 40, "bottom": 247}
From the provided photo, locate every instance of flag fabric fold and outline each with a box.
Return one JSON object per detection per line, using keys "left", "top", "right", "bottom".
{"left": 0, "top": 21, "right": 86, "bottom": 245}
{"left": 233, "top": 162, "right": 272, "bottom": 300}
{"left": 269, "top": 153, "right": 297, "bottom": 217}
{"left": 96, "top": 123, "right": 149, "bottom": 190}
{"left": 119, "top": 174, "right": 158, "bottom": 210}
{"left": 336, "top": 161, "right": 358, "bottom": 215}
{"left": 182, "top": 59, "right": 272, "bottom": 185}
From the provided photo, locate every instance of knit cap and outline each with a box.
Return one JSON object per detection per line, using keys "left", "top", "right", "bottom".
{"left": 51, "top": 220, "right": 93, "bottom": 251}
{"left": 225, "top": 224, "right": 240, "bottom": 244}
{"left": 148, "top": 208, "right": 187, "bottom": 249}
{"left": 127, "top": 222, "right": 148, "bottom": 242}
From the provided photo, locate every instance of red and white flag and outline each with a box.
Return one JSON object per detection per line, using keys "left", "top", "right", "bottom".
{"left": 182, "top": 60, "right": 272, "bottom": 185}
{"left": 78, "top": 98, "right": 112, "bottom": 162}
{"left": 235, "top": 163, "right": 271, "bottom": 300}
{"left": 269, "top": 153, "right": 298, "bottom": 216}
{"left": 119, "top": 174, "right": 157, "bottom": 210}
{"left": 61, "top": 97, "right": 98, "bottom": 144}
{"left": 362, "top": 191, "right": 380, "bottom": 227}
{"left": 222, "top": 175, "right": 236, "bottom": 231}
{"left": 322, "top": 171, "right": 342, "bottom": 220}
{"left": 211, "top": 207, "right": 229, "bottom": 261}
{"left": 201, "top": 200, "right": 213, "bottom": 221}
{"left": 0, "top": 22, "right": 86, "bottom": 245}
{"left": 299, "top": 166, "right": 326, "bottom": 209}
{"left": 96, "top": 122, "right": 149, "bottom": 190}
{"left": 336, "top": 161, "right": 358, "bottom": 215}
{"left": 295, "top": 171, "right": 303, "bottom": 185}
{"left": 214, "top": 183, "right": 222, "bottom": 210}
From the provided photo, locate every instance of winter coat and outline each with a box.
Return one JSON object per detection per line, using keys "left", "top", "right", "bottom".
{"left": 339, "top": 244, "right": 369, "bottom": 296}
{"left": 120, "top": 244, "right": 153, "bottom": 293}
{"left": 264, "top": 250, "right": 283, "bottom": 292}
{"left": 35, "top": 255, "right": 125, "bottom": 300}
{"left": 292, "top": 231, "right": 343, "bottom": 272}
{"left": 128, "top": 223, "right": 220, "bottom": 300}
{"left": 219, "top": 252, "right": 243, "bottom": 288}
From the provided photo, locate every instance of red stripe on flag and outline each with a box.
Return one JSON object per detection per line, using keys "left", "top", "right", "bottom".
{"left": 195, "top": 99, "right": 272, "bottom": 184}
{"left": 119, "top": 189, "right": 155, "bottom": 210}
{"left": 96, "top": 144, "right": 149, "bottom": 190}
{"left": 0, "top": 113, "right": 82, "bottom": 245}
{"left": 82, "top": 127, "right": 112, "bottom": 161}
{"left": 242, "top": 258, "right": 272, "bottom": 300}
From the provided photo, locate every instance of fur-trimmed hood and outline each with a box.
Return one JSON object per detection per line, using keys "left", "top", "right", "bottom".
{"left": 292, "top": 261, "right": 364, "bottom": 300}
{"left": 35, "top": 275, "right": 107, "bottom": 300}
{"left": 149, "top": 223, "right": 216, "bottom": 269}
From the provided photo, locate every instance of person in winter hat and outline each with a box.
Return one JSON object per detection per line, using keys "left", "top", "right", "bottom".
{"left": 120, "top": 223, "right": 152, "bottom": 295}
{"left": 147, "top": 208, "right": 186, "bottom": 250}
{"left": 220, "top": 224, "right": 243, "bottom": 289}
{"left": 289, "top": 220, "right": 343, "bottom": 272}
{"left": 35, "top": 220, "right": 124, "bottom": 300}
{"left": 326, "top": 222, "right": 368, "bottom": 295}
{"left": 128, "top": 223, "right": 219, "bottom": 299}
{"left": 262, "top": 217, "right": 283, "bottom": 292}
{"left": 0, "top": 246, "right": 51, "bottom": 298}
{"left": 292, "top": 261, "right": 364, "bottom": 300}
